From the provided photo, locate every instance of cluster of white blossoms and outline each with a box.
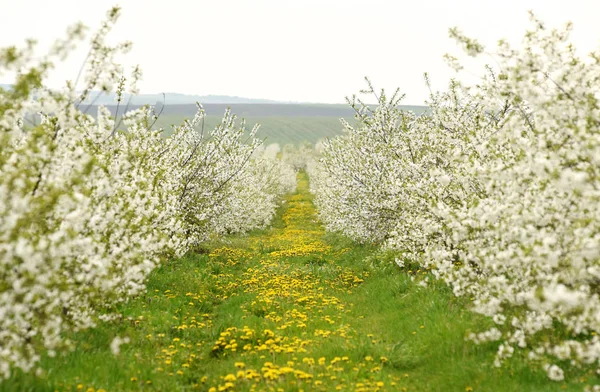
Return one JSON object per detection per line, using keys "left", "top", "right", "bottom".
{"left": 281, "top": 143, "right": 315, "bottom": 171}
{"left": 0, "top": 7, "right": 295, "bottom": 379}
{"left": 310, "top": 14, "right": 600, "bottom": 381}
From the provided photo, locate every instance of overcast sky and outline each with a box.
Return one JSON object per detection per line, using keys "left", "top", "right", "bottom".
{"left": 1, "top": 0, "right": 599, "bottom": 104}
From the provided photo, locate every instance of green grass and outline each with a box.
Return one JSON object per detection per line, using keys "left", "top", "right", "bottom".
{"left": 2, "top": 172, "right": 596, "bottom": 391}
{"left": 154, "top": 115, "right": 351, "bottom": 146}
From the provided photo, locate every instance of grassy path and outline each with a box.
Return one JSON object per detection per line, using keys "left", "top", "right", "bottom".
{"left": 4, "top": 172, "right": 588, "bottom": 391}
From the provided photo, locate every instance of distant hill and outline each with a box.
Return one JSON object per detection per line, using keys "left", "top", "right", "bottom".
{"left": 85, "top": 103, "right": 427, "bottom": 118}
{"left": 0, "top": 84, "right": 428, "bottom": 112}
{"left": 89, "top": 103, "right": 355, "bottom": 117}
{"left": 82, "top": 103, "right": 429, "bottom": 146}
{"left": 1, "top": 83, "right": 430, "bottom": 146}
{"left": 80, "top": 91, "right": 281, "bottom": 105}
{"left": 0, "top": 85, "right": 280, "bottom": 104}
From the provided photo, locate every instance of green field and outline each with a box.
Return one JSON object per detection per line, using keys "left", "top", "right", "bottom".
{"left": 155, "top": 115, "right": 353, "bottom": 146}
{"left": 93, "top": 102, "right": 427, "bottom": 146}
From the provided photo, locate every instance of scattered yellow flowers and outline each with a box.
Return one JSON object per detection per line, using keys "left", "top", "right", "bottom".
{"left": 63, "top": 174, "right": 403, "bottom": 391}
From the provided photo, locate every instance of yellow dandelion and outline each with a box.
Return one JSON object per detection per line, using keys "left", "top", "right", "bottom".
{"left": 224, "top": 374, "right": 237, "bottom": 382}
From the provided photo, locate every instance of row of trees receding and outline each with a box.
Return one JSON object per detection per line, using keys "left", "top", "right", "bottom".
{"left": 309, "top": 14, "right": 600, "bottom": 383}
{"left": 0, "top": 7, "right": 296, "bottom": 379}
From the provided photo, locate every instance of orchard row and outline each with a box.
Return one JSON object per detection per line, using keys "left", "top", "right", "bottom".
{"left": 309, "top": 14, "right": 600, "bottom": 384}
{"left": 0, "top": 8, "right": 296, "bottom": 379}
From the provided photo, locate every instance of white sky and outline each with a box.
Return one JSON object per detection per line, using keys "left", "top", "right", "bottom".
{"left": 1, "top": 0, "right": 599, "bottom": 104}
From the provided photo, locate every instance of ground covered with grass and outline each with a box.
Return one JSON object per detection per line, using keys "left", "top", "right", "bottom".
{"left": 3, "top": 172, "right": 592, "bottom": 391}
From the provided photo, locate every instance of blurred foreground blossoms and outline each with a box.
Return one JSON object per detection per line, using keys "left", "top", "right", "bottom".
{"left": 0, "top": 7, "right": 295, "bottom": 379}
{"left": 310, "top": 14, "right": 600, "bottom": 382}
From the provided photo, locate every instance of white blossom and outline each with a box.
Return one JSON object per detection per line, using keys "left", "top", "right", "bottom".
{"left": 0, "top": 7, "right": 295, "bottom": 379}
{"left": 309, "top": 14, "right": 600, "bottom": 381}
